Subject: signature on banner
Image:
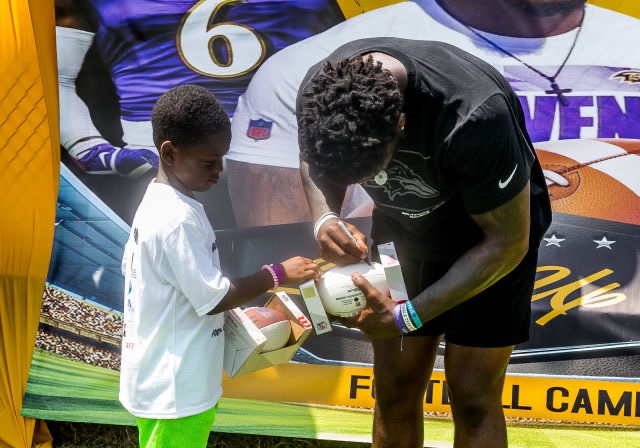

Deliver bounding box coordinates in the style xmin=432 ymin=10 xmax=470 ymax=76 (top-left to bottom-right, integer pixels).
xmin=533 ymin=266 xmax=625 ymax=326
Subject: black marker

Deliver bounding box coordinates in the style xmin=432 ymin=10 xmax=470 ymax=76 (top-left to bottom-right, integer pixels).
xmin=337 ymin=220 xmax=371 ymax=266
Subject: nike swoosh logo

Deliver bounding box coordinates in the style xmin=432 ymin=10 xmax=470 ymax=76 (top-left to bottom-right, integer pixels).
xmin=99 ymin=151 xmax=110 ymax=169
xmin=498 ymin=164 xmax=518 ymax=189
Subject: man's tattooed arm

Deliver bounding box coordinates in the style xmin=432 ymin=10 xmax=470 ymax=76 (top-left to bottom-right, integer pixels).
xmin=412 ymin=182 xmax=531 ymax=322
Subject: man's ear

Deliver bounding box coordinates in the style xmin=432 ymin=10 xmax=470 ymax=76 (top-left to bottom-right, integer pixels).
xmin=159 ymin=141 xmax=177 ymax=165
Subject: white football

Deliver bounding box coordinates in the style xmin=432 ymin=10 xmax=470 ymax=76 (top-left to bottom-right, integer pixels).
xmin=316 ymin=262 xmax=389 ymax=317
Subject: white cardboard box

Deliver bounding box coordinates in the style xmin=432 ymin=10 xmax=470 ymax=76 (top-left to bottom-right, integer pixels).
xmin=377 ymin=242 xmax=409 ymax=302
xmin=223 ymin=291 xmax=313 ymax=377
xmin=299 ymin=279 xmax=333 ymax=334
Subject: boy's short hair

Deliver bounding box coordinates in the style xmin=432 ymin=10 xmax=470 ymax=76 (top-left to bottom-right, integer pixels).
xmin=151 ymin=84 xmax=230 ymax=149
xmin=298 ymin=56 xmax=403 ymax=185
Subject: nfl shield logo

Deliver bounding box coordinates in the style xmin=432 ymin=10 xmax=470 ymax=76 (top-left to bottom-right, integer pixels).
xmin=246 ymin=119 xmax=273 ymax=140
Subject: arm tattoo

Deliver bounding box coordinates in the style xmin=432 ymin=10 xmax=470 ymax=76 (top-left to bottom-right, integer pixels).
xmin=413 ymin=184 xmax=531 ymax=321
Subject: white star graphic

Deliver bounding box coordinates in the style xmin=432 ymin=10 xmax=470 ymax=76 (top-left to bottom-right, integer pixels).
xmin=543 ymin=234 xmax=565 ymax=247
xmin=593 ymin=237 xmax=616 ymax=249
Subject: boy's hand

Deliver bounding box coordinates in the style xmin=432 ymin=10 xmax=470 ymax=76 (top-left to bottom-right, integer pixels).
xmin=280 ymin=256 xmax=322 ymax=285
xmin=337 ymin=272 xmax=402 ymax=339
xmin=316 ymin=220 xmax=368 ymax=266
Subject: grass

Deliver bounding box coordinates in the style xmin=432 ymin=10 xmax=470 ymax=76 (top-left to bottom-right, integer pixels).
xmin=46 ymin=420 xmax=369 ymax=448
xmin=45 ymin=419 xmax=640 ymax=448
xmin=26 ymin=350 xmax=640 ymax=447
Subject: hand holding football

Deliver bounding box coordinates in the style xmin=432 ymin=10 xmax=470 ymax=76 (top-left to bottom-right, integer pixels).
xmin=316 ymin=262 xmax=389 ymax=317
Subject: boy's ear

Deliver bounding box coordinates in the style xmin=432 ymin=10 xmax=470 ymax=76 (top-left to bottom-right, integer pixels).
xmin=158 ymin=141 xmax=177 ymax=165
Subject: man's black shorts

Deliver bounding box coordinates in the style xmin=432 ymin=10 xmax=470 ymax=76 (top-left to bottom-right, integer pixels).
xmin=387 ymin=249 xmax=539 ymax=347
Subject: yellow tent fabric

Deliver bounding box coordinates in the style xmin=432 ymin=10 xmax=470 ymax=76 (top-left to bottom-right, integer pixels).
xmin=0 ymin=0 xmax=59 ymax=446
xmin=589 ymin=0 xmax=640 ymax=18
xmin=335 ymin=0 xmax=640 ymax=20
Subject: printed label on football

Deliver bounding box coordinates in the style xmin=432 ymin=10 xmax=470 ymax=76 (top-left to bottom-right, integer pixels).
xmin=316 ymin=262 xmax=389 ymax=317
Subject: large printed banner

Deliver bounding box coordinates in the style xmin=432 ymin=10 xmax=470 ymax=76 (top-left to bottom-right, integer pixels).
xmin=22 ymin=0 xmax=640 ymax=437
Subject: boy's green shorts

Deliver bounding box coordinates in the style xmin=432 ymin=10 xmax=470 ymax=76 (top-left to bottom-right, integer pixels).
xmin=136 ymin=404 xmax=218 ymax=448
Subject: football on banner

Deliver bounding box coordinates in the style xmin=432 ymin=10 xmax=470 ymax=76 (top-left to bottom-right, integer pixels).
xmin=534 ymin=138 xmax=640 ymax=225
xmin=244 ymin=307 xmax=291 ymax=353
xmin=316 ymin=262 xmax=389 ymax=317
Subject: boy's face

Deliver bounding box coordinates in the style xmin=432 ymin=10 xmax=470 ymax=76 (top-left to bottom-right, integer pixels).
xmin=163 ymin=129 xmax=231 ymax=195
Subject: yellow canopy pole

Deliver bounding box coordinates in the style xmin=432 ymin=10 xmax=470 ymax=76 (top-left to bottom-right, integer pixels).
xmin=0 ymin=0 xmax=59 ymax=446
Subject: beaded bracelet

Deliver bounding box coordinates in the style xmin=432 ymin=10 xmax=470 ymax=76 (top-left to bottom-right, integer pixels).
xmin=313 ymin=212 xmax=339 ymax=240
xmin=405 ymin=301 xmax=423 ymax=329
xmin=270 ymin=263 xmax=286 ymax=286
xmin=393 ymin=303 xmax=411 ymax=334
xmin=262 ymin=264 xmax=279 ymax=289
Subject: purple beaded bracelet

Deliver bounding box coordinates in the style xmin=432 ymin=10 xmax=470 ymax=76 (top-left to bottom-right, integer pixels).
xmin=270 ymin=263 xmax=286 ymax=286
xmin=262 ymin=264 xmax=279 ymax=289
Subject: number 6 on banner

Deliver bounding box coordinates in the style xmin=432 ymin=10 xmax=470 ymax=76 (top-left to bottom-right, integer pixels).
xmin=178 ymin=0 xmax=265 ymax=77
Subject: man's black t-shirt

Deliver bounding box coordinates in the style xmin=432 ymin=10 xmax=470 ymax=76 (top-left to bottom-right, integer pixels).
xmin=298 ymin=38 xmax=551 ymax=262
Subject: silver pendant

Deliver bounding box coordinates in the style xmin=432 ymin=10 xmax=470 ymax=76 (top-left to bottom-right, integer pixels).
xmin=374 ymin=170 xmax=387 ymax=185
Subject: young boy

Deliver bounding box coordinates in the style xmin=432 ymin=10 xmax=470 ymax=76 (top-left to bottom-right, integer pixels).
xmin=119 ymin=84 xmax=321 ymax=447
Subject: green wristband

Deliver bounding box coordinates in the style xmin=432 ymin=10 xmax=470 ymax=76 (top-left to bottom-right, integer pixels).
xmin=405 ymin=301 xmax=423 ymax=329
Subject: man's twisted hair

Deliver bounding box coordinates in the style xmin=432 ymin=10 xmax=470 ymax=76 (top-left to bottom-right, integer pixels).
xmin=298 ymin=55 xmax=404 ymax=185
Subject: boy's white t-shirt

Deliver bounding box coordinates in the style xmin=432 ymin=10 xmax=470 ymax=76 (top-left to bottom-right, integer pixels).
xmin=120 ymin=181 xmax=230 ymax=419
